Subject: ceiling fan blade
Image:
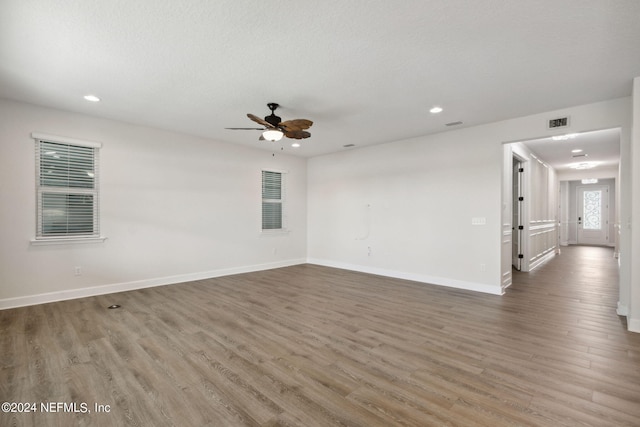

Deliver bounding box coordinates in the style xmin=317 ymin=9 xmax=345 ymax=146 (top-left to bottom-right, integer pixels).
xmin=279 ymin=119 xmax=313 ymax=132
xmin=284 ymin=130 xmax=311 ymax=139
xmin=225 ymin=127 xmax=265 ymax=130
xmin=248 ymin=113 xmax=275 ymax=128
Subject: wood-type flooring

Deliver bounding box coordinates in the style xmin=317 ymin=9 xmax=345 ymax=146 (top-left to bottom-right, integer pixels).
xmin=1 ymin=245 xmax=639 ymax=426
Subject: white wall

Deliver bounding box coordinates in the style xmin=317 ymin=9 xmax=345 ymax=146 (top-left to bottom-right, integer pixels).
xmin=308 ymin=127 xmax=503 ymax=294
xmin=0 ymin=99 xmax=307 ymax=308
xmin=308 ymin=97 xmax=633 ymax=300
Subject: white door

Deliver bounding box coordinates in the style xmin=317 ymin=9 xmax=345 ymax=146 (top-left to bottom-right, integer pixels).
xmin=577 ymin=185 xmax=609 ymax=246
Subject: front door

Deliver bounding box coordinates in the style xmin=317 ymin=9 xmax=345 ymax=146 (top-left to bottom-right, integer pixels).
xmin=577 ymin=185 xmax=609 ymax=246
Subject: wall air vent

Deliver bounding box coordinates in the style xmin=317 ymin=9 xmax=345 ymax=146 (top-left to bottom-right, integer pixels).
xmin=445 ymin=121 xmax=463 ymax=127
xmin=548 ymin=116 xmax=570 ymax=129
xmin=343 ymin=144 xmax=356 ymax=148
xmin=572 ymin=153 xmax=588 ymax=158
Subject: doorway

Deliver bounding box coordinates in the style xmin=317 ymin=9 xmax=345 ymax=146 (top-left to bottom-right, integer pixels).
xmin=502 ymin=127 xmax=627 ymax=320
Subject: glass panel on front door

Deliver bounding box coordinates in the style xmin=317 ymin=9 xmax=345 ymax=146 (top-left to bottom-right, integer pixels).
xmin=583 ymin=190 xmax=602 ymax=230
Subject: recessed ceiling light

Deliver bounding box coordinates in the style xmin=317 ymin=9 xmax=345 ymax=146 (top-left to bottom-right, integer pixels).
xmin=552 ymin=133 xmax=578 ymax=141
xmin=430 ymin=106 xmax=443 ymax=114
xmin=571 ymin=149 xmax=583 ymax=153
xmin=569 ymin=162 xmax=598 ymax=170
xmin=83 ymin=95 xmax=101 ymax=102
xmin=291 ymin=142 xmax=300 ymax=148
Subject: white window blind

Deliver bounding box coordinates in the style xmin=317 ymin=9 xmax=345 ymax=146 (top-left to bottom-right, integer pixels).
xmin=34 ymin=135 xmax=101 ymax=240
xmin=262 ymin=170 xmax=284 ymax=230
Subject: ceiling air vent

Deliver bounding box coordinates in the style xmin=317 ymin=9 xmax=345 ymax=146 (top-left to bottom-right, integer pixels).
xmin=343 ymin=144 xmax=356 ymax=148
xmin=445 ymin=121 xmax=463 ymax=127
xmin=548 ymin=116 xmax=570 ymax=129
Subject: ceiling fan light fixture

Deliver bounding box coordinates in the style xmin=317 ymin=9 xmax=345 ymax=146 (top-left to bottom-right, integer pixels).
xmin=262 ymin=129 xmax=284 ymax=142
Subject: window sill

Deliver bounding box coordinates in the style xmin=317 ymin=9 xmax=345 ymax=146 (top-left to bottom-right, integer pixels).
xmin=30 ymin=236 xmax=108 ymax=246
xmin=260 ymin=229 xmax=290 ymax=237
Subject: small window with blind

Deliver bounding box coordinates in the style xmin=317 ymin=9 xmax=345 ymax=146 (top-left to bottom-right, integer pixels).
xmin=262 ymin=170 xmax=286 ymax=232
xmin=32 ymin=133 xmax=104 ymax=244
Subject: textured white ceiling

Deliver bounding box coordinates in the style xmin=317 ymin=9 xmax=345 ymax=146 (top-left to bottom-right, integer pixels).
xmin=1 ymin=0 xmax=639 ymax=158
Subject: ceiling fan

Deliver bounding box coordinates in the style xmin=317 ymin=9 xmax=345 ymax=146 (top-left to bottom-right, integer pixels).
xmin=226 ymin=103 xmax=313 ymax=141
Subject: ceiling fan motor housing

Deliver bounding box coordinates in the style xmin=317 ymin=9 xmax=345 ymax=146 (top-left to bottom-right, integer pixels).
xmin=265 ymin=102 xmax=281 ymax=126
xmin=265 ymin=114 xmax=281 ymax=127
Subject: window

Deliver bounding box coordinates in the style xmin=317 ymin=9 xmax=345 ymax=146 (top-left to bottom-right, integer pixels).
xmin=262 ymin=170 xmax=285 ymax=231
xmin=32 ymin=133 xmax=103 ymax=243
xmin=583 ymin=189 xmax=602 ymax=230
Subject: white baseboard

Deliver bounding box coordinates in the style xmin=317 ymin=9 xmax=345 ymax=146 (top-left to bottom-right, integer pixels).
xmin=617 ymin=304 xmax=640 ymax=334
xmin=307 ymin=258 xmax=503 ymax=295
xmin=617 ymin=302 xmax=629 ymax=316
xmin=629 ymin=317 xmax=640 ymax=333
xmin=0 ymin=259 xmax=306 ymax=310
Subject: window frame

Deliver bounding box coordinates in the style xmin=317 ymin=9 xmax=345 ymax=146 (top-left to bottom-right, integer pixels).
xmin=31 ymin=132 xmax=106 ymax=245
xmin=261 ymin=169 xmax=289 ymax=235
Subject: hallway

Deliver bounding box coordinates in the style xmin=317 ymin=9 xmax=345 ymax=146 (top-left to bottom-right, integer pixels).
xmin=503 ymin=245 xmax=640 ymax=424
xmin=510 ymin=245 xmax=621 ymax=328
